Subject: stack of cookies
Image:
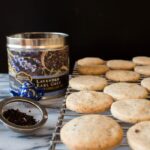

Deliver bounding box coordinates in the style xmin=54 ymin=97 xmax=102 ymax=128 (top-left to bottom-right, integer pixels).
xmin=60 ymin=56 xmax=150 ymax=150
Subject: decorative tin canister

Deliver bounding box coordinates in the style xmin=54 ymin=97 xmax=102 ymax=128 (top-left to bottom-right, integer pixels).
xmin=7 ymin=32 xmax=69 ymax=98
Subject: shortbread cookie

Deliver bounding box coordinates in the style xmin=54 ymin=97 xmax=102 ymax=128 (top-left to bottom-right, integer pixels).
xmin=133 ymin=56 xmax=150 ymax=65
xmin=127 ymin=121 xmax=150 ymax=150
xmin=106 ymin=70 xmax=140 ymax=82
xmin=107 ymin=59 xmax=135 ymax=70
xmin=66 ymin=91 xmax=113 ymax=113
xmin=111 ymin=99 xmax=150 ymax=123
xmin=69 ymin=75 xmax=107 ymax=91
xmin=77 ymin=57 xmax=104 ymax=66
xmin=77 ymin=64 xmax=109 ymax=75
xmin=135 ymin=65 xmax=150 ymax=76
xmin=141 ymin=77 xmax=150 ymax=91
xmin=60 ymin=114 xmax=123 ymax=150
xmin=104 ymin=82 xmax=148 ymax=100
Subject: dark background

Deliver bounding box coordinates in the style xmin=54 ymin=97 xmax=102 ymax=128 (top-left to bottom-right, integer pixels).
xmin=1 ymin=0 xmax=150 ymax=73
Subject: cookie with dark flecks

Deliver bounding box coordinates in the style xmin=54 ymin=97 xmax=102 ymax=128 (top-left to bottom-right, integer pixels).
xmin=127 ymin=121 xmax=150 ymax=150
xmin=61 ymin=114 xmax=123 ymax=150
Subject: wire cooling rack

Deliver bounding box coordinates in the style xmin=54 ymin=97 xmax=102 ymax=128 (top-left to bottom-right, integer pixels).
xmin=50 ymin=65 xmax=149 ymax=150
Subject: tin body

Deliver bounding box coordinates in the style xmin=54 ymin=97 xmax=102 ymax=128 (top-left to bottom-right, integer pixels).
xmin=7 ymin=32 xmax=69 ymax=98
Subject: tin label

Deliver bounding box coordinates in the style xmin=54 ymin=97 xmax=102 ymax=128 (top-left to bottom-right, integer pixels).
xmin=8 ymin=47 xmax=69 ymax=94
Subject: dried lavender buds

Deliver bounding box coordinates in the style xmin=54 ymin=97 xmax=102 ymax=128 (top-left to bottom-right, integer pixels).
xmin=3 ymin=109 xmax=37 ymax=126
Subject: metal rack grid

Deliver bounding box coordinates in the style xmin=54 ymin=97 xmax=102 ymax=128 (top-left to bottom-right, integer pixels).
xmin=50 ymin=65 xmax=149 ymax=150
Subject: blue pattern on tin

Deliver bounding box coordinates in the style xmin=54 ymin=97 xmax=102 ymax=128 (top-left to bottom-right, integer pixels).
xmin=10 ymin=81 xmax=44 ymax=100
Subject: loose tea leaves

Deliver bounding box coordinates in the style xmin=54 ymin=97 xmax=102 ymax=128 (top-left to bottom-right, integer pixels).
xmin=3 ymin=109 xmax=37 ymax=126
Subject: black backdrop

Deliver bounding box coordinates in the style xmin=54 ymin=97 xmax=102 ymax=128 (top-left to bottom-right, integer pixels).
xmin=1 ymin=0 xmax=150 ymax=72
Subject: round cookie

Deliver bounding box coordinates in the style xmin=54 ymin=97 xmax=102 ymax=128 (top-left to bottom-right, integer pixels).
xmin=141 ymin=77 xmax=150 ymax=91
xmin=127 ymin=121 xmax=150 ymax=150
xmin=60 ymin=114 xmax=123 ymax=150
xmin=111 ymin=99 xmax=150 ymax=123
xmin=77 ymin=57 xmax=104 ymax=66
xmin=66 ymin=91 xmax=113 ymax=113
xmin=69 ymin=75 xmax=107 ymax=91
xmin=106 ymin=59 xmax=135 ymax=70
xmin=104 ymin=82 xmax=148 ymax=100
xmin=135 ymin=65 xmax=150 ymax=76
xmin=106 ymin=70 xmax=140 ymax=82
xmin=133 ymin=56 xmax=150 ymax=65
xmin=77 ymin=64 xmax=109 ymax=75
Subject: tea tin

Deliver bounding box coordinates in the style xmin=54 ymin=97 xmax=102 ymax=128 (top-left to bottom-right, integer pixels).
xmin=7 ymin=32 xmax=69 ymax=98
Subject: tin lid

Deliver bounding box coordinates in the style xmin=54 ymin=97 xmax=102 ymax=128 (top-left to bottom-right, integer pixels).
xmin=7 ymin=32 xmax=69 ymax=49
